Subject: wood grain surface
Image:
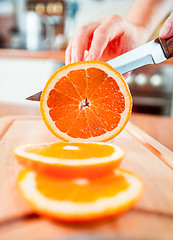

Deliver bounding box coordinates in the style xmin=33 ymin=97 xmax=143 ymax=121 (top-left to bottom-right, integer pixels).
xmin=130 ymin=113 xmax=173 ymax=152
xmin=0 ymin=116 xmax=173 ymax=240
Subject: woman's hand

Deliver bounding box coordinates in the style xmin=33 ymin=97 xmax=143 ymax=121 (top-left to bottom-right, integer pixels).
xmin=65 ymin=0 xmax=173 ymax=65
xmin=65 ymin=15 xmax=148 ymax=65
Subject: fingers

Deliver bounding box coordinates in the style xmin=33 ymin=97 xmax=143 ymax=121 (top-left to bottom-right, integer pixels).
xmin=84 ymin=50 xmax=89 ymax=60
xmin=65 ymin=39 xmax=72 ymax=65
xmin=159 ymin=12 xmax=173 ymax=38
xmin=65 ymin=22 xmax=100 ymax=65
xmin=86 ymin=15 xmax=125 ymax=61
xmin=65 ymin=15 xmax=125 ymax=64
xmin=85 ymin=26 xmax=109 ymax=61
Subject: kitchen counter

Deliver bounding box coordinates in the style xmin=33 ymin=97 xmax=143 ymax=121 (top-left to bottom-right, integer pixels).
xmin=130 ymin=113 xmax=173 ymax=152
xmin=0 ymin=48 xmax=65 ymax=62
xmin=0 ymin=102 xmax=172 ymax=151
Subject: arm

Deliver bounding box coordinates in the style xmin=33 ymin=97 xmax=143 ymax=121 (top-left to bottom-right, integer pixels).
xmin=126 ymin=0 xmax=172 ymax=41
xmin=65 ymin=0 xmax=173 ymax=65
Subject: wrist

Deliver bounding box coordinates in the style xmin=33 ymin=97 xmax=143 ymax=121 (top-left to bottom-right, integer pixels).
xmin=125 ymin=16 xmax=152 ymax=43
xmin=125 ymin=18 xmax=151 ymax=46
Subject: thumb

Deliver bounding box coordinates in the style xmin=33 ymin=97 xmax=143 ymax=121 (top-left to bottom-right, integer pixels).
xmin=159 ymin=12 xmax=173 ymax=39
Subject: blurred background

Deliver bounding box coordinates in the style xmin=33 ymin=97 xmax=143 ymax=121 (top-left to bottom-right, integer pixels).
xmin=0 ymin=0 xmax=173 ymax=116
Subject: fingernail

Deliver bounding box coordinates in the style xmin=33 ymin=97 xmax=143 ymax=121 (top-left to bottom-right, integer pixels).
xmin=65 ymin=59 xmax=69 ymax=65
xmin=159 ymin=22 xmax=172 ymax=37
xmin=84 ymin=50 xmax=89 ymax=60
xmin=71 ymin=56 xmax=77 ymax=63
xmin=86 ymin=53 xmax=93 ymax=61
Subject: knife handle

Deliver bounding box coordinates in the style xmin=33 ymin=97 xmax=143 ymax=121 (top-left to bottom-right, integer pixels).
xmin=159 ymin=36 xmax=173 ymax=59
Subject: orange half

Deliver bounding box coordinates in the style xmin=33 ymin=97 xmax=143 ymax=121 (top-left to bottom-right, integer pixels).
xmin=14 ymin=142 xmax=124 ymax=179
xmin=40 ymin=61 xmax=132 ymax=142
xmin=18 ymin=169 xmax=143 ymax=222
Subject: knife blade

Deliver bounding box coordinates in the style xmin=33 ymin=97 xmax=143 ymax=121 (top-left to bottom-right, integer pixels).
xmin=26 ymin=91 xmax=42 ymax=101
xmin=27 ymin=37 xmax=173 ymax=101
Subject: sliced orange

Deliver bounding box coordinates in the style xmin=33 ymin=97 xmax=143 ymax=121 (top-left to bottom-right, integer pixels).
xmin=40 ymin=61 xmax=132 ymax=142
xmin=17 ymin=169 xmax=143 ymax=222
xmin=14 ymin=142 xmax=124 ymax=179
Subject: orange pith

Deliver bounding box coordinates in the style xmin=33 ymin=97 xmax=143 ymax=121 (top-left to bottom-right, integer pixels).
xmin=17 ymin=169 xmax=143 ymax=222
xmin=40 ymin=61 xmax=132 ymax=142
xmin=14 ymin=142 xmax=124 ymax=179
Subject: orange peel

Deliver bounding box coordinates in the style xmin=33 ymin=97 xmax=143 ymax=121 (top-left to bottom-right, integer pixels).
xmin=14 ymin=142 xmax=124 ymax=179
xmin=17 ymin=168 xmax=143 ymax=222
xmin=40 ymin=61 xmax=132 ymax=142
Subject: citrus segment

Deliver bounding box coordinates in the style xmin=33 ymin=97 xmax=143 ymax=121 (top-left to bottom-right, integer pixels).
xmin=92 ymin=92 xmax=125 ymax=113
xmin=55 ymin=110 xmax=79 ymax=133
xmin=49 ymin=105 xmax=79 ymax=121
xmin=17 ymin=169 xmax=143 ymax=222
xmin=90 ymin=106 xmax=120 ymax=131
xmin=90 ymin=76 xmax=120 ymax=100
xmin=40 ymin=61 xmax=132 ymax=142
xmin=14 ymin=142 xmax=124 ymax=179
xmin=66 ymin=110 xmax=92 ymax=138
xmin=85 ymin=108 xmax=107 ymax=136
xmin=47 ymin=89 xmax=79 ymax=108
xmin=86 ymin=67 xmax=108 ymax=98
xmin=54 ymin=76 xmax=81 ymax=101
xmin=67 ymin=69 xmax=87 ymax=99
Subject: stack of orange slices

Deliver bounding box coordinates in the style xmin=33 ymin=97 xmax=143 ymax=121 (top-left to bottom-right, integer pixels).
xmin=14 ymin=61 xmax=143 ymax=222
xmin=14 ymin=142 xmax=143 ymax=222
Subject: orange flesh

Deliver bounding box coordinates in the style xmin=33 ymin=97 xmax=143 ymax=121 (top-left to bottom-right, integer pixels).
xmin=47 ymin=67 xmax=126 ymax=139
xmin=25 ymin=142 xmax=115 ymax=159
xmin=35 ymin=172 xmax=129 ymax=203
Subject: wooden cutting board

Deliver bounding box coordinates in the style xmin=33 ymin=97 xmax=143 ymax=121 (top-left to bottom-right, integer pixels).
xmin=0 ymin=115 xmax=173 ymax=240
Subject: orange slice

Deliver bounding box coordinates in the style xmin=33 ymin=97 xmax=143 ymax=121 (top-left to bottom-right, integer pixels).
xmin=17 ymin=169 xmax=143 ymax=222
xmin=14 ymin=142 xmax=124 ymax=179
xmin=40 ymin=61 xmax=132 ymax=142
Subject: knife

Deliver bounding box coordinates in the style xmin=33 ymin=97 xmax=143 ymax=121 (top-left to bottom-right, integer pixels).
xmin=27 ymin=36 xmax=173 ymax=101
